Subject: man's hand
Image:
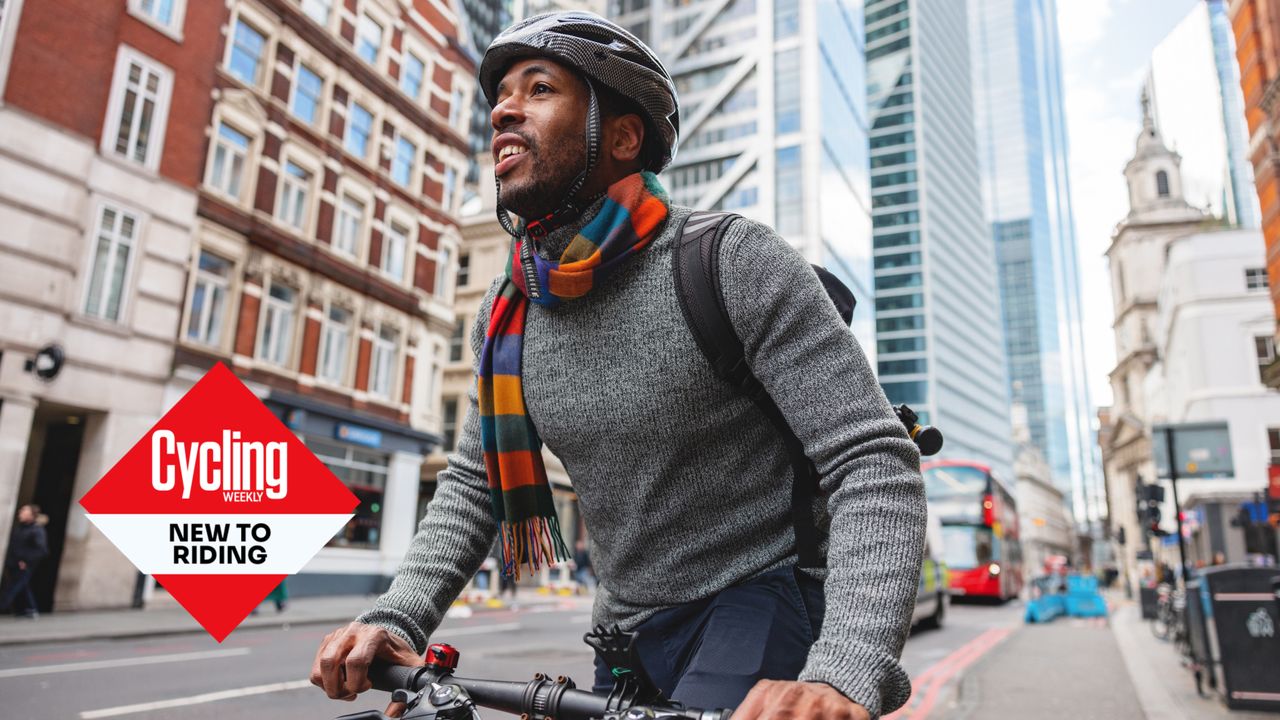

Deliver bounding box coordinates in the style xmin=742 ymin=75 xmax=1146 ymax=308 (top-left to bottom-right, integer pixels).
xmin=310 ymin=622 xmax=423 ymax=708
xmin=733 ymin=680 xmax=871 ymax=720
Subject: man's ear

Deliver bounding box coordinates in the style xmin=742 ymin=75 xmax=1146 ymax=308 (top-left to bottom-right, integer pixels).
xmin=607 ymin=113 xmax=646 ymax=165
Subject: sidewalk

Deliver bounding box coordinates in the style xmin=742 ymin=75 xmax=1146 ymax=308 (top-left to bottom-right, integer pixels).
xmin=941 ymin=593 xmax=1276 ymax=720
xmin=0 ymin=587 xmax=581 ymax=647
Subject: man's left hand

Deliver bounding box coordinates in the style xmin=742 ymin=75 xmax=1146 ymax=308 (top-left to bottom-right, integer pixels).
xmin=732 ymin=680 xmax=870 ymax=720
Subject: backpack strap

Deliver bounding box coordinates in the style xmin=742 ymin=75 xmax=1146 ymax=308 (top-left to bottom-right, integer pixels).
xmin=673 ymin=211 xmax=823 ymax=569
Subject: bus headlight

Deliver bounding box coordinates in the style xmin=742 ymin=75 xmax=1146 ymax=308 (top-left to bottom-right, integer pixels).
xmin=988 ymin=563 xmax=1001 ymax=576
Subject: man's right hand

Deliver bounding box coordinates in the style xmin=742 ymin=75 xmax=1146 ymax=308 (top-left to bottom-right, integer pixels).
xmin=310 ymin=622 xmax=423 ymax=703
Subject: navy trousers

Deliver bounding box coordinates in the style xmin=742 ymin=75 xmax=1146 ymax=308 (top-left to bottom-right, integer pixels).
xmin=592 ymin=565 xmax=825 ymax=712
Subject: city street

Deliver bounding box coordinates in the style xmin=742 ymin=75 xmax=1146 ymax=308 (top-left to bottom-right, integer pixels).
xmin=0 ymin=599 xmax=1021 ymax=720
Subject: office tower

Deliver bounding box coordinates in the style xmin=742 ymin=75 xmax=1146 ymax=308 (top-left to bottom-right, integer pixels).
xmin=970 ymin=0 xmax=1099 ymax=522
xmin=458 ymin=0 xmax=514 ymax=186
xmin=605 ymin=0 xmax=876 ymax=346
xmin=866 ymin=0 xmax=1014 ymax=478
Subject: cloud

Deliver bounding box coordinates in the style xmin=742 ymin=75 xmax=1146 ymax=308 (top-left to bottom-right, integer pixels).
xmin=1056 ymin=0 xmax=1117 ymax=57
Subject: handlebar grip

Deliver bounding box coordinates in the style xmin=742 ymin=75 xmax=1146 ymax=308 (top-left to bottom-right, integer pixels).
xmin=368 ymin=661 xmax=429 ymax=694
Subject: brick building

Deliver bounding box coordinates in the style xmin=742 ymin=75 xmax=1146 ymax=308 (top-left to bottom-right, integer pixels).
xmin=1230 ymin=0 xmax=1280 ymax=385
xmin=0 ymin=0 xmax=474 ymax=609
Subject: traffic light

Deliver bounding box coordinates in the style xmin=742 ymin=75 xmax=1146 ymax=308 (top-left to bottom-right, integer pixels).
xmin=1145 ymin=505 xmax=1166 ymax=537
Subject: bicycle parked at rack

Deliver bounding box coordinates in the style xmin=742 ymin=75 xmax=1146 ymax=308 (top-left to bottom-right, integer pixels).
xmin=1149 ymin=581 xmax=1212 ymax=698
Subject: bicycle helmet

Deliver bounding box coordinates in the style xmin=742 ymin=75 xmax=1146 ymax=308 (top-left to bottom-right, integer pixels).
xmin=480 ymin=11 xmax=680 ymax=238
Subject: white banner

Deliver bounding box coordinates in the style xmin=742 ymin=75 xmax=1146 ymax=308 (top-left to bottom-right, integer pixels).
xmin=86 ymin=514 xmax=353 ymax=574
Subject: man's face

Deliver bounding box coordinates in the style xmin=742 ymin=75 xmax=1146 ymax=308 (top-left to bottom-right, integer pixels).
xmin=17 ymin=506 xmax=33 ymax=523
xmin=490 ymin=58 xmax=589 ymax=219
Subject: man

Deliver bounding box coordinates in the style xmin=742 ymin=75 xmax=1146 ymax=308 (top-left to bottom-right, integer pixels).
xmin=312 ymin=12 xmax=925 ymax=719
xmin=2 ymin=504 xmax=48 ymax=618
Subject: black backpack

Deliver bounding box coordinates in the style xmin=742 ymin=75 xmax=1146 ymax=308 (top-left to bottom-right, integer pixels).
xmin=672 ymin=211 xmax=856 ymax=570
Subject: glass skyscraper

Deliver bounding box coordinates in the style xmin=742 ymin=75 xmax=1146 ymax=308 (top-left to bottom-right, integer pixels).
xmin=607 ymin=0 xmax=876 ymax=346
xmin=969 ymin=0 xmax=1098 ymax=521
xmin=866 ymin=0 xmax=1014 ymax=479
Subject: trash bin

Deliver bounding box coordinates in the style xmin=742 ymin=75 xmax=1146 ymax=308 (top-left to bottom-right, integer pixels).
xmin=1198 ymin=565 xmax=1280 ymax=712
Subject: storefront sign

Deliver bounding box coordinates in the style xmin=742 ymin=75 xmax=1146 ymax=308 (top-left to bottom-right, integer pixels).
xmin=79 ymin=363 xmax=358 ymax=641
xmin=1153 ymin=422 xmax=1233 ymax=478
xmin=336 ymin=422 xmax=382 ymax=448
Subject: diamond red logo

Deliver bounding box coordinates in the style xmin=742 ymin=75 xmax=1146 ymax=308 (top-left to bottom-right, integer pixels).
xmin=80 ymin=363 xmax=358 ymax=641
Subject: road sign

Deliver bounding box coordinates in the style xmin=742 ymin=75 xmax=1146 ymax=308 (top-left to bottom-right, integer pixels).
xmin=1153 ymin=422 xmax=1233 ymax=479
xmin=80 ymin=363 xmax=358 ymax=641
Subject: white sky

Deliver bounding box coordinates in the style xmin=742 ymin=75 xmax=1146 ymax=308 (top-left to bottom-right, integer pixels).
xmin=1056 ymin=0 xmax=1200 ymax=408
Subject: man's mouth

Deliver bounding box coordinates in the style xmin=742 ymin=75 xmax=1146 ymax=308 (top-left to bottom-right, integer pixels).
xmin=495 ymin=140 xmax=531 ymax=177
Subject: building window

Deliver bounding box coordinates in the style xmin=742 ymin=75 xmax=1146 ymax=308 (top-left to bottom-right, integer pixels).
xmin=290 ymin=63 xmax=323 ymax=125
xmin=456 ymin=253 xmax=470 ymax=289
xmin=774 ymin=0 xmax=799 ymax=39
xmin=105 ymin=49 xmax=173 ymax=169
xmin=208 ymin=122 xmax=250 ymax=199
xmin=278 ymin=161 xmax=311 ymax=231
xmin=318 ymin=304 xmax=351 ymax=384
xmin=356 ymin=14 xmax=382 ymax=64
xmin=1156 ymin=170 xmax=1170 ymax=198
xmin=130 ymin=0 xmax=185 ymax=36
xmin=228 ymin=18 xmax=266 ymax=86
xmin=369 ymin=324 xmax=399 ymax=399
xmin=186 ymin=250 xmax=232 ymax=346
xmin=301 ymin=0 xmax=331 ymax=25
xmin=259 ymin=281 xmax=297 ymax=366
xmin=881 ymin=380 xmax=927 ymax=405
xmin=84 ymin=205 xmax=138 ymax=322
xmin=436 ymin=245 xmax=452 ymax=300
xmin=334 ymin=194 xmax=365 ymax=257
xmin=345 ymin=101 xmax=373 ymax=159
xmin=441 ymin=398 xmax=458 ymax=452
xmin=442 ymin=167 xmax=457 ymax=212
xmin=1269 ymin=428 xmax=1280 ymax=465
xmin=1257 ymin=335 xmax=1276 ymax=380
xmin=448 ymin=86 xmax=465 ymax=129
xmin=382 ymin=221 xmax=408 ymax=281
xmin=448 ymin=319 xmax=465 ymax=362
xmin=1247 ymin=267 xmax=1269 ymax=291
xmin=401 ymin=51 xmax=425 ymax=100
xmin=774 ymin=48 xmax=801 ymax=134
xmin=392 ymin=135 xmax=416 ymax=187
xmin=776 ymin=146 xmax=802 ymax=235
xmin=311 ymin=438 xmax=387 ymax=549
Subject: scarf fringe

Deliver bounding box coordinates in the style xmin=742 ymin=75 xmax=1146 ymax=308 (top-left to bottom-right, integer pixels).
xmin=500 ymin=515 xmax=572 ymax=580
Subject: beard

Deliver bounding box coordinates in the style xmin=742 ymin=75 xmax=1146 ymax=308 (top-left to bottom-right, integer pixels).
xmin=497 ymin=128 xmax=587 ymax=220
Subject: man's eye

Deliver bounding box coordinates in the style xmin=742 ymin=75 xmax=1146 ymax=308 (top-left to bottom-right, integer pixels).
xmin=532 ymin=83 xmax=551 ymax=95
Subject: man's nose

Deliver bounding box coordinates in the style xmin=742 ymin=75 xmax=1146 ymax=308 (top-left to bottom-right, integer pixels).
xmin=491 ymin=94 xmax=525 ymax=132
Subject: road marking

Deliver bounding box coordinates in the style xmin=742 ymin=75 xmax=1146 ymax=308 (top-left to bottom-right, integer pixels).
xmin=79 ymin=679 xmax=312 ymax=718
xmin=0 ymin=648 xmax=251 ymax=679
xmin=885 ymin=626 xmax=1013 ymax=720
xmin=434 ymin=622 xmax=521 ymax=637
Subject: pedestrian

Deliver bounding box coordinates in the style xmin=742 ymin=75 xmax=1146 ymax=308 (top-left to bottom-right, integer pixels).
xmin=312 ymin=12 xmax=925 ymax=719
xmin=1 ymin=504 xmax=48 ymax=618
xmin=1211 ymin=551 xmax=1226 ymax=566
xmin=266 ymin=578 xmax=288 ymax=613
xmin=572 ymin=539 xmax=595 ymax=594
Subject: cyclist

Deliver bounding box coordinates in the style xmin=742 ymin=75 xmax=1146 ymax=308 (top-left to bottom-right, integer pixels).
xmin=311 ymin=12 xmax=926 ymax=719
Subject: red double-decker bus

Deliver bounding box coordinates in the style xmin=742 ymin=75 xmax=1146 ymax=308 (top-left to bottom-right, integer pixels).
xmin=923 ymin=460 xmax=1023 ymax=601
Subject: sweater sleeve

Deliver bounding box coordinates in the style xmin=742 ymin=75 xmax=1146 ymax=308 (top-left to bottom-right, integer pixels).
xmin=353 ymin=277 xmax=504 ymax=653
xmin=717 ymin=220 xmax=927 ymax=718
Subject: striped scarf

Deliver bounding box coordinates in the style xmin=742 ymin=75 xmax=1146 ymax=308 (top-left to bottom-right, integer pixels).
xmin=479 ymin=171 xmax=670 ymax=578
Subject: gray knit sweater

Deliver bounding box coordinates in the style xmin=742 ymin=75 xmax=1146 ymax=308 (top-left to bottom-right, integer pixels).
xmin=356 ymin=198 xmax=927 ymax=717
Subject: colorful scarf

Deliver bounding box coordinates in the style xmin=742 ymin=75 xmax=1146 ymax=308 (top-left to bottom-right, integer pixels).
xmin=479 ymin=171 xmax=670 ymax=578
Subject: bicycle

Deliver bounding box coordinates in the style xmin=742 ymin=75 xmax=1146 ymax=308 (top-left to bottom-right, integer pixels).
xmin=337 ymin=625 xmax=731 ymax=720
xmin=1150 ymin=582 xmax=1178 ymax=641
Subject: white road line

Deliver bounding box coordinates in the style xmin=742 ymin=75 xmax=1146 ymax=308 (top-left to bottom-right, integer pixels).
xmin=0 ymin=648 xmax=251 ymax=679
xmin=74 ymin=623 xmax=523 ymax=719
xmin=79 ymin=679 xmax=312 ymax=719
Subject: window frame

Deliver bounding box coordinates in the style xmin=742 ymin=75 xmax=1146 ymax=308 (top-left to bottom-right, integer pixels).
xmin=333 ymin=189 xmax=369 ymax=260
xmin=185 ymin=249 xmax=234 ymax=348
xmin=391 ymin=132 xmax=418 ymax=188
xmin=368 ymin=322 xmax=401 ymax=400
xmin=448 ymin=318 xmax=465 ymax=363
xmin=289 ymin=61 xmax=325 ymax=126
xmin=128 ymin=0 xmax=187 ymax=41
xmin=1246 ymin=267 xmax=1269 ymax=291
xmin=441 ymin=397 xmax=459 ymax=452
xmin=355 ymin=13 xmax=384 ymax=66
xmin=257 ymin=278 xmax=299 ymax=367
xmin=206 ymin=120 xmax=252 ymax=201
xmin=301 ymin=0 xmax=333 ymax=27
xmin=81 ymin=201 xmax=142 ymax=324
xmin=101 ymin=45 xmax=174 ymax=172
xmin=318 ymin=302 xmax=354 ymax=385
xmin=381 ymin=216 xmax=412 ymax=283
xmin=435 ymin=243 xmax=453 ymax=301
xmin=276 ymin=155 xmax=317 ymax=235
xmin=400 ymin=50 xmax=425 ymax=101
xmin=225 ymin=15 xmax=270 ymax=88
xmin=344 ymin=100 xmax=374 ymax=160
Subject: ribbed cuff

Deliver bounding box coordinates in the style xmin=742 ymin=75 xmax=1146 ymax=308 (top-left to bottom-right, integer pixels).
xmin=798 ymin=641 xmax=912 ymax=719
xmin=354 ymin=605 xmax=431 ymax=655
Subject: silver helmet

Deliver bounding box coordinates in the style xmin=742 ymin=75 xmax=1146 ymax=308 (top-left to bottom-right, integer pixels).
xmin=479 ymin=11 xmax=680 ymax=173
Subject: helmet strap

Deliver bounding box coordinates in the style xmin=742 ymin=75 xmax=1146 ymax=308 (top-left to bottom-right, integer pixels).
xmin=495 ymin=83 xmax=603 ymax=241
